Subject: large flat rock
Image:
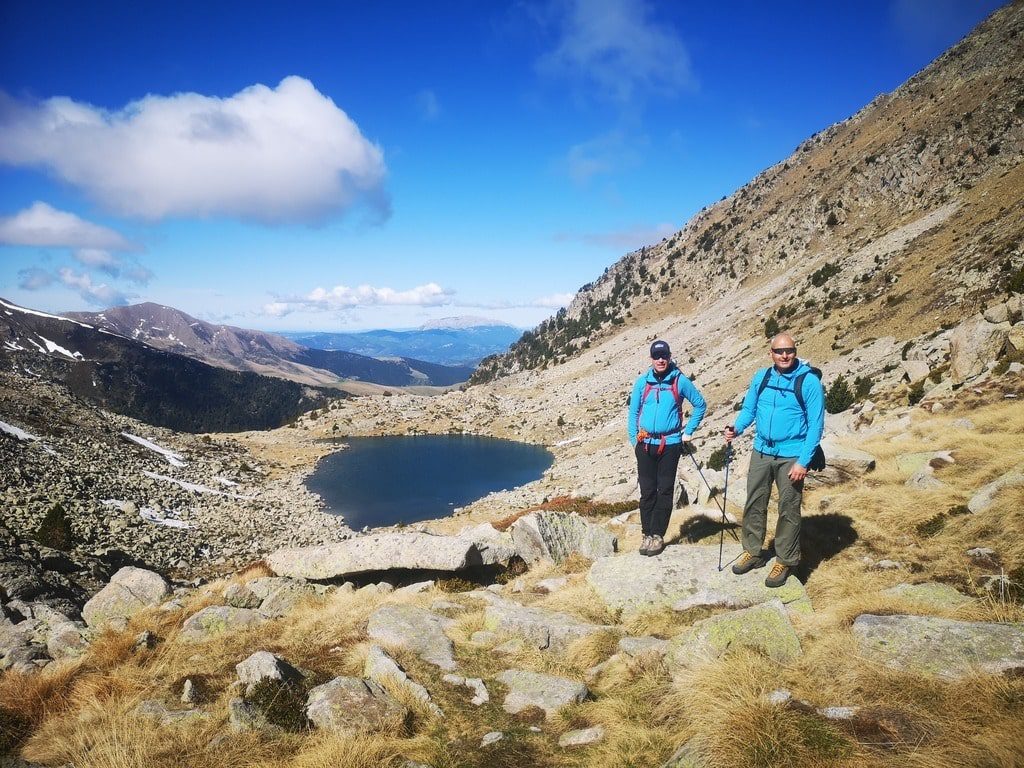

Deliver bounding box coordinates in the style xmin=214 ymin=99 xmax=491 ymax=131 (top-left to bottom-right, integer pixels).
xmin=305 ymin=676 xmax=407 ymax=734
xmin=266 ymin=532 xmax=482 ymax=579
xmin=587 ymin=543 xmax=811 ymax=616
xmin=509 ymin=511 xmax=617 ymax=564
xmin=668 ymin=600 xmax=802 ymax=671
xmin=482 ymin=596 xmax=615 ymax=653
xmin=853 ymin=614 xmax=1024 ymax=678
xmin=496 ymin=669 xmax=588 ymax=719
xmin=367 ymin=604 xmax=457 ymax=671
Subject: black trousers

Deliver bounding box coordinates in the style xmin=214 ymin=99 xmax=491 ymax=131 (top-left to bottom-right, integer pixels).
xmin=635 ymin=441 xmax=683 ymax=537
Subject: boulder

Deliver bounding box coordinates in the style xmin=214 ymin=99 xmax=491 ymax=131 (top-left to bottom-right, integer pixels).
xmin=482 ymin=596 xmax=616 ymax=653
xmin=367 ymin=605 xmax=457 ymax=671
xmin=559 ymin=725 xmax=606 ymax=747
xmin=949 ymin=317 xmax=1009 ymax=383
xmin=618 ymin=636 xmax=670 ymax=659
xmin=258 ymin=581 xmax=318 ymax=618
xmin=496 ymin=669 xmax=589 ymax=719
xmin=45 ymin=621 xmax=88 ymax=659
xmin=968 ymin=471 xmax=1024 ymax=513
xmin=810 ymin=440 xmax=876 ymax=486
xmin=900 ymin=359 xmax=930 ymax=382
xmin=667 ymin=600 xmax=802 ymax=671
xmin=852 ymin=614 xmax=1024 ymax=678
xmin=364 ymin=645 xmax=443 ymax=716
xmin=587 ymin=543 xmax=811 ymax=617
xmin=223 ymin=583 xmax=262 ymax=609
xmin=455 ymin=523 xmax=517 ymax=566
xmin=509 ymin=511 xmax=616 ymax=564
xmin=305 ymin=676 xmax=407 ymax=734
xmin=266 ymin=533 xmax=483 ymax=579
xmin=236 ymin=650 xmax=302 ymax=695
xmin=82 ymin=566 xmax=170 ymax=630
xmin=882 ymin=583 xmax=974 ymax=610
xmin=179 ymin=606 xmax=265 ymax=643
xmin=1008 ymin=325 xmax=1024 ymax=354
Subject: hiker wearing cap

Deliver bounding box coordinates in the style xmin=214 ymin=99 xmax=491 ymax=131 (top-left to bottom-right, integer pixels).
xmin=628 ymin=340 xmax=707 ymax=557
xmin=724 ymin=333 xmax=825 ymax=587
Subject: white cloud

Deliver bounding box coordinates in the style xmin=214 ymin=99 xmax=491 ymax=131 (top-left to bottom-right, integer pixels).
xmin=416 ymin=89 xmax=441 ymax=121
xmin=0 ymin=77 xmax=390 ymax=224
xmin=264 ymin=282 xmax=455 ymax=317
xmin=72 ymin=248 xmax=153 ymax=285
xmin=530 ymin=292 xmax=575 ymax=308
xmin=57 ymin=267 xmax=134 ymax=306
xmin=536 ymin=0 xmax=695 ymax=103
xmin=0 ymin=202 xmax=135 ymax=250
xmin=561 ymin=130 xmax=642 ymax=185
xmin=461 ymin=293 xmax=576 ymax=310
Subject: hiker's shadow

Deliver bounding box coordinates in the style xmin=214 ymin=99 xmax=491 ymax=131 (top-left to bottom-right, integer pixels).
xmin=677 ymin=513 xmax=740 ymax=544
xmin=789 ymin=513 xmax=858 ymax=582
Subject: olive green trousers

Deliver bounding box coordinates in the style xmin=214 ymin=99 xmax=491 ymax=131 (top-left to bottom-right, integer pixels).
xmin=741 ymin=450 xmax=803 ymax=567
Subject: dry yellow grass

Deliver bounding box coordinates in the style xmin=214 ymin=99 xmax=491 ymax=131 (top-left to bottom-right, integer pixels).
xmin=4 ymin=399 xmax=1024 ymax=767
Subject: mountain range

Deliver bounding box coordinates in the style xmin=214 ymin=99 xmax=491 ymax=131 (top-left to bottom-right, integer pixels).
xmin=65 ymin=303 xmax=476 ymax=389
xmin=279 ymin=318 xmax=521 ymax=367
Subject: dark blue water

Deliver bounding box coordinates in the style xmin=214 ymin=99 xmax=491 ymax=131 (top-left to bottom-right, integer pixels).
xmin=307 ymin=435 xmax=554 ymax=529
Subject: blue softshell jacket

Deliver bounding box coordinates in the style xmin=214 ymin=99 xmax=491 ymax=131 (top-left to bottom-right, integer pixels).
xmin=628 ymin=364 xmax=706 ymax=446
xmin=732 ymin=359 xmax=825 ymax=467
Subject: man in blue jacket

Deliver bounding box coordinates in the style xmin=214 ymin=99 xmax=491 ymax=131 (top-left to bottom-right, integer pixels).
xmin=628 ymin=340 xmax=706 ymax=556
xmin=724 ymin=333 xmax=824 ymax=587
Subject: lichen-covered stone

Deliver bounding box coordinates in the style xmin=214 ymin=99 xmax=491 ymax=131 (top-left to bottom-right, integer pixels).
xmin=305 ymin=676 xmax=407 ymax=734
xmin=82 ymin=566 xmax=170 ymax=630
xmin=367 ymin=604 xmax=457 ymax=671
xmin=482 ymin=596 xmax=615 ymax=653
xmin=852 ymin=614 xmax=1024 ymax=678
xmin=668 ymin=600 xmax=802 ymax=671
xmin=968 ymin=471 xmax=1024 ymax=513
xmin=588 ymin=543 xmax=811 ymax=617
xmin=496 ymin=669 xmax=589 ymax=719
xmin=179 ymin=606 xmax=264 ymax=643
xmin=236 ymin=650 xmax=302 ymax=695
xmin=882 ymin=583 xmax=974 ymax=610
xmin=510 ymin=511 xmax=616 ymax=564
xmin=364 ymin=645 xmax=443 ymax=716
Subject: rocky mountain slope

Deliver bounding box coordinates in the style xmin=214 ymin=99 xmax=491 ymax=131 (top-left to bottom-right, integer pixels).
xmin=67 ymin=302 xmax=475 ymax=389
xmin=474 ymin=1 xmax=1024 ymax=384
xmin=0 ymin=298 xmax=337 ymax=433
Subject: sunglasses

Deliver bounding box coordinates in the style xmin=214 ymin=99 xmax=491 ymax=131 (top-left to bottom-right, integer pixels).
xmin=652 ymin=353 xmax=671 ymax=360
xmin=771 ymin=347 xmax=797 ymax=355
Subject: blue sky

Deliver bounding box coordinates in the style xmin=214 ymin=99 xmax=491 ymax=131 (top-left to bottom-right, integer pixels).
xmin=0 ymin=0 xmax=1005 ymax=331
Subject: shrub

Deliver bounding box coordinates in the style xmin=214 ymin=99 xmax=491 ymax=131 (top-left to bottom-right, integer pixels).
xmin=908 ymin=380 xmax=926 ymax=406
xmin=245 ymin=679 xmax=309 ymax=732
xmin=764 ymin=316 xmax=780 ymax=339
xmin=1007 ymin=266 xmax=1024 ymax=295
xmin=35 ymin=502 xmax=74 ymax=551
xmin=825 ymin=375 xmax=854 ymax=414
xmin=853 ymin=375 xmax=873 ymax=399
xmin=810 ymin=262 xmax=841 ymax=287
xmin=707 ymin=445 xmax=729 ymax=471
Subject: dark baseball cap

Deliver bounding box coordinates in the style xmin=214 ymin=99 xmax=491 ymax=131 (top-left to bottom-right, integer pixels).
xmin=650 ymin=340 xmax=671 ymax=359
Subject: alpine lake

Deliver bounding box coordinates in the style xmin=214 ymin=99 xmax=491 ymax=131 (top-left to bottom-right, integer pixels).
xmin=306 ymin=434 xmax=555 ymax=529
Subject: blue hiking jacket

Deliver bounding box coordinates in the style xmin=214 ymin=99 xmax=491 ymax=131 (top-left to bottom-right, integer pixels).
xmin=628 ymin=364 xmax=706 ymax=446
xmin=733 ymin=359 xmax=825 ymax=467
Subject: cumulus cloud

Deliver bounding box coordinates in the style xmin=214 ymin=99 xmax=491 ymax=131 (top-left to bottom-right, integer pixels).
xmin=536 ymin=0 xmax=695 ymax=103
xmin=17 ymin=267 xmax=54 ymax=290
xmin=57 ymin=267 xmax=134 ymax=306
xmin=556 ymin=222 xmax=677 ymax=250
xmin=72 ymin=248 xmax=153 ymax=284
xmin=0 ymin=201 xmax=136 ymax=250
xmin=264 ymin=282 xmax=455 ymax=317
xmin=0 ymin=77 xmax=390 ymax=224
xmin=416 ymin=89 xmax=441 ymax=121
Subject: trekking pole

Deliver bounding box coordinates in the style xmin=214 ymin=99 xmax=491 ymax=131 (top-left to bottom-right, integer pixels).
xmin=718 ymin=443 xmax=733 ymax=572
xmin=685 ymin=446 xmax=740 ymax=543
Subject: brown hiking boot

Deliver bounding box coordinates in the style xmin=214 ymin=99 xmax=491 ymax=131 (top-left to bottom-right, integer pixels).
xmin=765 ymin=562 xmax=792 ymax=588
xmin=648 ymin=535 xmax=665 ymax=556
xmin=731 ymin=551 xmax=766 ymax=575
xmin=639 ymin=535 xmax=652 ymax=556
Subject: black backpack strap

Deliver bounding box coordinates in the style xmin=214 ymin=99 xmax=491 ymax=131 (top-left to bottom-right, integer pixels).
xmin=794 ymin=371 xmax=808 ymax=411
xmin=756 ymin=368 xmax=772 ymax=401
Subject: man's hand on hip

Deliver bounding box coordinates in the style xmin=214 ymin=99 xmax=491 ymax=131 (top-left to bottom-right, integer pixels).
xmin=788 ymin=463 xmax=808 ymax=482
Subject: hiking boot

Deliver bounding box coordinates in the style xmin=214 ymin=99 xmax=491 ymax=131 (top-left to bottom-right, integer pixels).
xmin=648 ymin=535 xmax=665 ymax=556
xmin=731 ymin=551 xmax=766 ymax=575
xmin=765 ymin=562 xmax=792 ymax=588
xmin=639 ymin=535 xmax=652 ymax=556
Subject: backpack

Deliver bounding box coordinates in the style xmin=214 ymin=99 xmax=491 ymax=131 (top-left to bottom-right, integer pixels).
xmin=636 ymin=376 xmax=685 ymax=455
xmin=755 ymin=366 xmax=826 ymax=471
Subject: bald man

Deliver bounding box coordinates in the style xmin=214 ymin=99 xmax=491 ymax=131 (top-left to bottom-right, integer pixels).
xmin=724 ymin=333 xmax=824 ymax=587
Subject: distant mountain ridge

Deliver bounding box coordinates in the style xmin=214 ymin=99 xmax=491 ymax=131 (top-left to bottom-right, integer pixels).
xmin=65 ymin=303 xmax=474 ymax=388
xmin=0 ymin=297 xmax=334 ymax=432
xmin=280 ymin=321 xmax=521 ymax=366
